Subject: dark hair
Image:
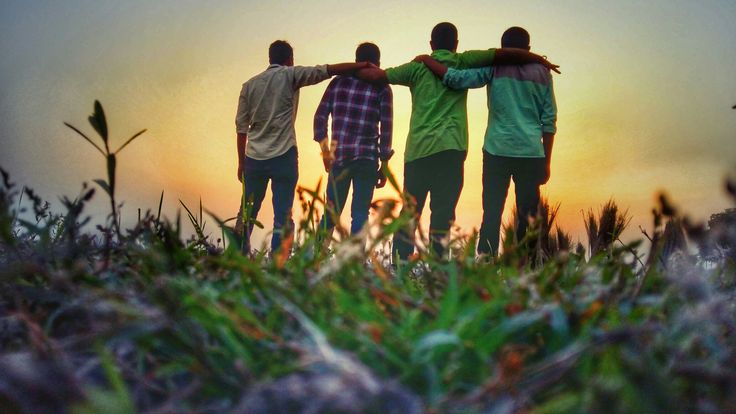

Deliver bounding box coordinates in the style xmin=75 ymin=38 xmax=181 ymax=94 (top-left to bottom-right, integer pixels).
xmin=501 ymin=27 xmax=530 ymax=49
xmin=269 ymin=40 xmax=293 ymax=65
xmin=431 ymin=22 xmax=458 ymax=51
xmin=355 ymin=42 xmax=380 ymax=66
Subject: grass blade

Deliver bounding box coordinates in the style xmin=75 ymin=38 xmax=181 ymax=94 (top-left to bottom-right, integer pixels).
xmin=64 ymin=122 xmax=105 ymax=156
xmin=114 ymin=129 xmax=147 ymax=154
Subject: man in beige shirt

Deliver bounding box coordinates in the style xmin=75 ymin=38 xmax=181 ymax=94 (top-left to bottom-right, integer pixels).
xmin=235 ymin=40 xmax=370 ymax=254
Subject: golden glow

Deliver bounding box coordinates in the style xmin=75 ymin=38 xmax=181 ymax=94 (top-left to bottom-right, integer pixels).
xmin=1 ymin=1 xmax=735 ymax=249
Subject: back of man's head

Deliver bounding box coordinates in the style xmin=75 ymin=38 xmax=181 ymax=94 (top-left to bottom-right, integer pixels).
xmin=356 ymin=42 xmax=380 ymax=66
xmin=430 ymin=22 xmax=458 ymax=52
xmin=501 ymin=27 xmax=530 ymax=50
xmin=269 ymin=40 xmax=293 ymax=65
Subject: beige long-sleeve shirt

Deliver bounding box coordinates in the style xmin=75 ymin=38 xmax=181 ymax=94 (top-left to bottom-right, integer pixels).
xmin=236 ymin=64 xmax=330 ymax=160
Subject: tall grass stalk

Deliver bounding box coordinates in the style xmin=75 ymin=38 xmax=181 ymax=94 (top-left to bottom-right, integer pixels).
xmin=64 ymin=100 xmax=147 ymax=239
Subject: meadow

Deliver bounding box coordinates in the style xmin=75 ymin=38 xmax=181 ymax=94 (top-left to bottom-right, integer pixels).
xmin=1 ymin=103 xmax=735 ymax=413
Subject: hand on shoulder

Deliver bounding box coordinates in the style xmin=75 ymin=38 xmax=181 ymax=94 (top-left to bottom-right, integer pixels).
xmin=413 ymin=54 xmax=432 ymax=64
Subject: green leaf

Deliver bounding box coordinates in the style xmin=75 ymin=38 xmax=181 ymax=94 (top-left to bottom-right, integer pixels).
xmin=93 ymin=179 xmax=111 ymax=196
xmin=88 ymin=100 xmax=109 ymax=144
xmin=532 ymin=392 xmax=582 ymax=414
xmin=115 ymin=129 xmax=147 ymax=154
xmin=64 ymin=122 xmax=106 ymax=156
xmin=411 ymin=330 xmax=461 ymax=363
xmin=435 ymin=265 xmax=459 ymax=330
xmin=180 ymin=199 xmax=205 ymax=240
xmin=205 ymin=208 xmax=245 ymax=255
xmin=156 ymin=190 xmax=164 ymax=222
xmin=476 ymin=308 xmax=547 ymax=354
xmin=382 ymin=164 xmax=402 ymax=195
xmin=78 ymin=344 xmax=135 ymax=414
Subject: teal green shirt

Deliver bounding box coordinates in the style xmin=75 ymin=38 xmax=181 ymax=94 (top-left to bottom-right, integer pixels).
xmin=443 ymin=64 xmax=557 ymax=158
xmin=385 ymin=49 xmax=496 ymax=163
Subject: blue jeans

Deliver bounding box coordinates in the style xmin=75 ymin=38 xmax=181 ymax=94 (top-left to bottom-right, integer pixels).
xmin=238 ymin=146 xmax=298 ymax=253
xmin=320 ymin=159 xmax=378 ymax=235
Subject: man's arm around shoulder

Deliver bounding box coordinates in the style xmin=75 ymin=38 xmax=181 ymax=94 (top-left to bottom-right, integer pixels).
xmin=355 ymin=60 xmax=419 ymax=86
xmin=327 ymin=62 xmax=371 ymax=76
xmin=355 ymin=67 xmax=389 ymax=84
xmin=493 ymin=48 xmax=560 ymax=73
xmin=293 ymin=62 xmax=371 ymax=88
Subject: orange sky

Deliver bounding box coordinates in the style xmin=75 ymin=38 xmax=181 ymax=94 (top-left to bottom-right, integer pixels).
xmin=1 ymin=1 xmax=735 ymax=250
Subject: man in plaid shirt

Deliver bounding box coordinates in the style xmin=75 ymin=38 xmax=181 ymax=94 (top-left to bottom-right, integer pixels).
xmin=314 ymin=42 xmax=393 ymax=241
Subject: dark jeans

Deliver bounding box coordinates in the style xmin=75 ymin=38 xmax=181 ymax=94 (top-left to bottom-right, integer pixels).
xmin=478 ymin=151 xmax=545 ymax=255
xmin=320 ymin=159 xmax=378 ymax=235
xmin=393 ymin=150 xmax=466 ymax=260
xmin=236 ymin=146 xmax=298 ymax=253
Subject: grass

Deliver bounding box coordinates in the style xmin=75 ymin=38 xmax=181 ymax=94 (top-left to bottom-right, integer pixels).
xmin=0 ymin=103 xmax=735 ymax=413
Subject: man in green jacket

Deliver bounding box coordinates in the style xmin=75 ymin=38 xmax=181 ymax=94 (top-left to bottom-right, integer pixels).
xmin=357 ymin=23 xmax=558 ymax=261
xmin=416 ymin=27 xmax=558 ymax=255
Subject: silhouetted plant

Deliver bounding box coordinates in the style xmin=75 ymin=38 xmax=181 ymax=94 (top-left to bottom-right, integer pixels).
xmin=64 ymin=100 xmax=147 ymax=238
xmin=584 ymin=199 xmax=630 ymax=257
xmin=501 ymin=197 xmax=574 ymax=266
xmin=702 ymin=207 xmax=736 ymax=262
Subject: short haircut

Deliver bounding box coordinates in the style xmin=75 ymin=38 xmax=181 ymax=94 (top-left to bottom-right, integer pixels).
xmin=269 ymin=40 xmax=293 ymax=65
xmin=431 ymin=22 xmax=458 ymax=51
xmin=501 ymin=27 xmax=530 ymax=49
xmin=355 ymin=42 xmax=380 ymax=66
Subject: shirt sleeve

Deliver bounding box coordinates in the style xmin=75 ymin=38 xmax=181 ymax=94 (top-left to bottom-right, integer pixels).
xmin=292 ymin=64 xmax=330 ymax=89
xmin=378 ymin=85 xmax=394 ymax=161
xmin=313 ymin=79 xmax=335 ymax=142
xmin=541 ymin=73 xmax=558 ymax=134
xmin=235 ymin=83 xmax=251 ymax=134
xmin=384 ymin=62 xmax=417 ymax=86
xmin=443 ymin=67 xmax=493 ymax=90
xmin=456 ymin=48 xmax=496 ymax=68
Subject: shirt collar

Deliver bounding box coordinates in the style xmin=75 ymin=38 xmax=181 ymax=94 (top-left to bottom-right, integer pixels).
xmin=431 ymin=49 xmax=453 ymax=58
xmin=267 ymin=64 xmax=282 ymax=69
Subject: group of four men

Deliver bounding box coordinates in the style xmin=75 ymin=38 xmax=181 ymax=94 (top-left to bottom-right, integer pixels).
xmin=235 ymin=22 xmax=558 ymax=261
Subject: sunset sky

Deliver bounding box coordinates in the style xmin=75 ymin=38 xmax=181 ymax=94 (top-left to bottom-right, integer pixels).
xmin=1 ymin=0 xmax=735 ymax=249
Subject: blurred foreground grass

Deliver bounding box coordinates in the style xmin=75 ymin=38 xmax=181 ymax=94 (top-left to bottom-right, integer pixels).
xmin=0 ymin=103 xmax=735 ymax=414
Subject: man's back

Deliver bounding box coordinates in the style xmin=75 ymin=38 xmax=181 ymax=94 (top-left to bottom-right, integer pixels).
xmin=314 ymin=75 xmax=392 ymax=167
xmin=443 ymin=62 xmax=556 ymax=158
xmin=385 ymin=49 xmax=495 ymax=162
xmin=236 ymin=64 xmax=328 ymax=160
xmin=487 ymin=63 xmax=556 ymax=157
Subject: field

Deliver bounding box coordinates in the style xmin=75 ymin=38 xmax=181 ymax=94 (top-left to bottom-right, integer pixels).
xmin=1 ymin=104 xmax=735 ymax=413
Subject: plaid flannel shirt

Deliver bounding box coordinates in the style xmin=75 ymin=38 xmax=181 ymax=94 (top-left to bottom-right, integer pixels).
xmin=313 ymin=76 xmax=393 ymax=168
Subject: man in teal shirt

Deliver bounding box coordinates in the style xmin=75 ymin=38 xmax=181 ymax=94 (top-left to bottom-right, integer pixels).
xmin=417 ymin=27 xmax=558 ymax=255
xmin=358 ymin=22 xmax=558 ymax=260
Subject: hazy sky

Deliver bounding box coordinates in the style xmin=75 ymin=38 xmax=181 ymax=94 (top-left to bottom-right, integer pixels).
xmin=1 ymin=0 xmax=735 ymax=248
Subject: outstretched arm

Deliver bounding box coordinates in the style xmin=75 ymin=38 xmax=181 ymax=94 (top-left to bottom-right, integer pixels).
xmin=327 ymin=62 xmax=371 ymax=76
xmin=293 ymin=62 xmax=371 ymax=88
xmin=355 ymin=67 xmax=388 ymax=84
xmin=493 ymin=48 xmax=560 ymax=73
xmin=415 ymin=55 xmax=491 ymax=90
